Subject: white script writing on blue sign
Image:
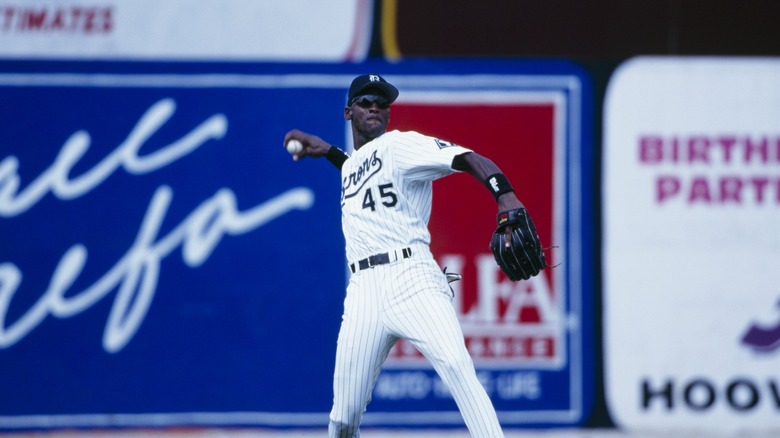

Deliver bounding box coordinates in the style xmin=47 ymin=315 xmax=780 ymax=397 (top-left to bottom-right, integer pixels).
xmin=0 ymin=99 xmax=314 ymax=353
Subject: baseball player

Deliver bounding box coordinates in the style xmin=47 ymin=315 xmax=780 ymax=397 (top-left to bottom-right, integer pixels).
xmin=284 ymin=74 xmax=541 ymax=437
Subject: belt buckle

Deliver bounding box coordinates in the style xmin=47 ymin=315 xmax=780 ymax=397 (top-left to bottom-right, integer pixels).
xmin=353 ymin=249 xmax=408 ymax=274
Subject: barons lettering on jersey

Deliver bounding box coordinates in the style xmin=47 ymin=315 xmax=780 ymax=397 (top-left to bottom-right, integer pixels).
xmin=435 ymin=138 xmax=457 ymax=149
xmin=342 ymin=149 xmax=382 ymax=202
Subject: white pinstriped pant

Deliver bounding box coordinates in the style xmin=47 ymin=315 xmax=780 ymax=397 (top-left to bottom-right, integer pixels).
xmin=328 ymin=246 xmax=504 ymax=437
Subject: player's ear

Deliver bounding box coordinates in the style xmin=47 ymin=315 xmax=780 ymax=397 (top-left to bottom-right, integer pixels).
xmin=344 ymin=106 xmax=353 ymax=121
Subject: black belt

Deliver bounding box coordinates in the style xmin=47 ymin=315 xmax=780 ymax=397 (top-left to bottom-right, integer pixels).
xmin=350 ymin=247 xmax=412 ymax=273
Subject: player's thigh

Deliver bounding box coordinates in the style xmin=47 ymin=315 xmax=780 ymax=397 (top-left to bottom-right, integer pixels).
xmin=385 ymin=260 xmax=469 ymax=361
xmin=333 ymin=271 xmax=393 ymax=380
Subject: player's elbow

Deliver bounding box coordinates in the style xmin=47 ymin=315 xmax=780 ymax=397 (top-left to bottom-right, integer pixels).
xmin=451 ymin=151 xmax=473 ymax=171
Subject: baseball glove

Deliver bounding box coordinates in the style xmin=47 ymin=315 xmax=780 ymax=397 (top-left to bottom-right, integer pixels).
xmin=490 ymin=208 xmax=547 ymax=281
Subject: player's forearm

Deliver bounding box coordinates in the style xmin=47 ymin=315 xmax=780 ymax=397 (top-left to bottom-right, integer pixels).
xmin=284 ymin=129 xmax=349 ymax=170
xmin=454 ymin=152 xmax=523 ymax=209
xmin=326 ymin=145 xmax=349 ymax=170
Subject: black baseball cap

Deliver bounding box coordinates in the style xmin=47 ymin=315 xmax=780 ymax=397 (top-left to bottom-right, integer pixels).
xmin=347 ymin=74 xmax=399 ymax=105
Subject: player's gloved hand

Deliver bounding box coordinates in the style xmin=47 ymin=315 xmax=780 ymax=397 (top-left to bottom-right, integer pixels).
xmin=489 ymin=207 xmax=547 ymax=281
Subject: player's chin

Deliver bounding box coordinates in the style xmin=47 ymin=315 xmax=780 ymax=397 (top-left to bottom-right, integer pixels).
xmin=361 ymin=121 xmax=386 ymax=137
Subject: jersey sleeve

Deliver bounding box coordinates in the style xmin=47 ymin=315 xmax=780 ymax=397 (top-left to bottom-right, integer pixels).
xmin=386 ymin=130 xmax=472 ymax=181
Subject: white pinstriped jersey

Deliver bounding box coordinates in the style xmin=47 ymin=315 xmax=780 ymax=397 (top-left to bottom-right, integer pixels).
xmin=340 ymin=130 xmax=472 ymax=264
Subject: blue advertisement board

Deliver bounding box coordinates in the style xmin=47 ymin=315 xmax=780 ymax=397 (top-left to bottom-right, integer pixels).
xmin=0 ymin=60 xmax=593 ymax=430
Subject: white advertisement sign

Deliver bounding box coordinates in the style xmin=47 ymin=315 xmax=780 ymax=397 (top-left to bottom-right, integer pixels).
xmin=0 ymin=0 xmax=371 ymax=61
xmin=603 ymin=57 xmax=780 ymax=431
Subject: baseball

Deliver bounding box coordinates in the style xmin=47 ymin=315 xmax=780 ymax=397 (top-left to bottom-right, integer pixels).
xmin=286 ymin=139 xmax=303 ymax=155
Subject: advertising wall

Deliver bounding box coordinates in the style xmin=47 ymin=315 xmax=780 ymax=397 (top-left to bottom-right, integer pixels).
xmin=0 ymin=60 xmax=594 ymax=430
xmin=0 ymin=65 xmax=349 ymax=427
xmin=0 ymin=0 xmax=372 ymax=61
xmin=603 ymin=57 xmax=780 ymax=431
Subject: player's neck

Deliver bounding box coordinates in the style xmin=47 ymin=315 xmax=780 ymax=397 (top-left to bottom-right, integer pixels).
xmin=353 ymin=130 xmax=385 ymax=150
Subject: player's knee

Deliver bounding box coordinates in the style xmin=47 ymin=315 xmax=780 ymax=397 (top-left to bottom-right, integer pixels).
xmin=433 ymin=346 xmax=473 ymax=368
xmin=433 ymin=354 xmax=476 ymax=381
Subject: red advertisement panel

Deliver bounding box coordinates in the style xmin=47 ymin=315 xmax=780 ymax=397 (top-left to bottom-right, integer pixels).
xmin=385 ymin=100 xmax=560 ymax=367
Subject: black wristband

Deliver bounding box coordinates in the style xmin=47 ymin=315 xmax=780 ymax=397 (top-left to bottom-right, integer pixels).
xmin=484 ymin=173 xmax=514 ymax=201
xmin=326 ymin=145 xmax=349 ymax=170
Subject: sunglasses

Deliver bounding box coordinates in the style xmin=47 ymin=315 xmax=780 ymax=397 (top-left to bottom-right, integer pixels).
xmin=350 ymin=94 xmax=390 ymax=109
